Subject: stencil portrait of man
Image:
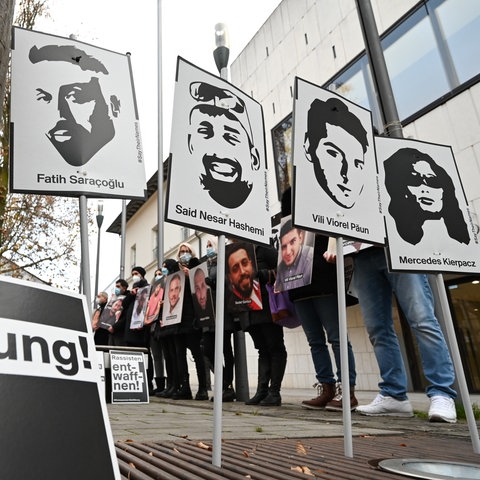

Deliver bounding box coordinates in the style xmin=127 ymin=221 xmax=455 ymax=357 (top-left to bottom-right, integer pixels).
xmin=303 ymin=97 xmax=369 ymax=209
xmin=28 ymin=43 xmax=121 ymax=167
xmin=187 ymin=81 xmax=260 ymax=209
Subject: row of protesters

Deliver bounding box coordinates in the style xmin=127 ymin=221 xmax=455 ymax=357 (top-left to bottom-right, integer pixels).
xmin=108 ymin=267 xmax=155 ymax=395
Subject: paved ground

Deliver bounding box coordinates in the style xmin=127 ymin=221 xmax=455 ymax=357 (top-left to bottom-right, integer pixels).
xmin=108 ymin=388 xmax=480 ymax=443
xmin=109 ymin=389 xmax=480 ymax=479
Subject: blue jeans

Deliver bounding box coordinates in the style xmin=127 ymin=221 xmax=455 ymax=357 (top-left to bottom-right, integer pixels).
xmin=353 ymin=248 xmax=456 ymax=400
xmin=294 ymin=295 xmax=356 ymax=385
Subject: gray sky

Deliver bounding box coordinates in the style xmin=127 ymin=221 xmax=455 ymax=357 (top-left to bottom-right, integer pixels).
xmin=33 ymin=0 xmax=282 ymax=291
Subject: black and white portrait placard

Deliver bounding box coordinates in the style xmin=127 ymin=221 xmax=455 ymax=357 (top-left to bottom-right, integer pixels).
xmin=292 ymin=77 xmax=385 ymax=244
xmin=0 ymin=276 xmax=120 ymax=480
xmin=377 ymin=136 xmax=480 ymax=273
xmin=10 ymin=27 xmax=146 ymax=200
xmin=166 ymin=57 xmax=271 ymax=244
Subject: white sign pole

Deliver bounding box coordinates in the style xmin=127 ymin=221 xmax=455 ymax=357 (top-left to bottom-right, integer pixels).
xmin=433 ymin=274 xmax=480 ymax=453
xmin=212 ymin=234 xmax=225 ymax=467
xmin=336 ymin=237 xmax=353 ymax=458
xmin=79 ymin=195 xmax=92 ymax=314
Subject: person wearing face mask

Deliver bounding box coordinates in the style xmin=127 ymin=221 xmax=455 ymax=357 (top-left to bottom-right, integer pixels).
xmin=156 ymin=259 xmax=182 ymax=398
xmin=92 ymin=291 xmax=110 ymax=346
xmin=170 ymin=243 xmax=209 ymax=401
xmin=110 ymin=267 xmax=155 ymax=394
xmin=109 ymin=279 xmax=129 ymax=346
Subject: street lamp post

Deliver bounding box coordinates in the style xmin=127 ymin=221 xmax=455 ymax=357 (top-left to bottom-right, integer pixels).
xmin=213 ymin=22 xmax=250 ymax=405
xmin=94 ymin=201 xmax=104 ymax=302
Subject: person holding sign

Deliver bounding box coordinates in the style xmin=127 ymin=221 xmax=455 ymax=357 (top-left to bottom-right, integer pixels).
xmin=352 ymin=247 xmax=457 ymax=423
xmin=199 ymin=237 xmax=237 ymax=402
xmin=281 ymin=187 xmax=358 ymax=411
xmin=303 ymin=97 xmax=369 ymax=209
xmin=233 ymin=242 xmax=288 ymax=407
xmin=171 ymin=243 xmax=209 ymax=401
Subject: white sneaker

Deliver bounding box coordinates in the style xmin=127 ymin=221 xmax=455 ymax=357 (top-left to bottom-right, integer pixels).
xmin=355 ymin=394 xmax=414 ymax=417
xmin=428 ymin=396 xmax=457 ymax=423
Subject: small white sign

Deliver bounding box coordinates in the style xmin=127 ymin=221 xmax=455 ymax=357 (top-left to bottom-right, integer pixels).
xmin=110 ymin=350 xmax=149 ymax=404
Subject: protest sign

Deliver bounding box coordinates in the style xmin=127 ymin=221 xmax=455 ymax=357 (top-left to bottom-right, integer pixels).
xmin=0 ymin=276 xmax=120 ymax=480
xmin=110 ymin=350 xmax=148 ymax=403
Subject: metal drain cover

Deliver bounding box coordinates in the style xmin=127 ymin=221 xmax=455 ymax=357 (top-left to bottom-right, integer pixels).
xmin=377 ymin=458 xmax=480 ymax=479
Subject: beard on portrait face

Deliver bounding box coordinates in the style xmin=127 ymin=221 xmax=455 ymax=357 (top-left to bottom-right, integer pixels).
xmin=200 ymin=155 xmax=253 ymax=209
xmin=47 ymin=105 xmax=115 ymax=166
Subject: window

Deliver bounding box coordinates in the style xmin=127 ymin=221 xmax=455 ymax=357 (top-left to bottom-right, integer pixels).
xmin=430 ymin=0 xmax=480 ymax=85
xmin=382 ymin=5 xmax=450 ymax=120
xmin=130 ymin=244 xmax=136 ymax=269
xmin=152 ymin=225 xmax=158 ymax=260
xmin=329 ymin=56 xmax=382 ymax=130
xmin=272 ymin=116 xmax=293 ymax=197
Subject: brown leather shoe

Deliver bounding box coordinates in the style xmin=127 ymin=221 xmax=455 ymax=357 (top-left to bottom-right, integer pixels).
xmin=301 ymin=382 xmax=335 ymax=410
xmin=325 ymin=384 xmax=358 ymax=411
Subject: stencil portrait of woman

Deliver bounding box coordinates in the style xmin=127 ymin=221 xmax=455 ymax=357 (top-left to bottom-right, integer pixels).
xmin=384 ymin=147 xmax=470 ymax=246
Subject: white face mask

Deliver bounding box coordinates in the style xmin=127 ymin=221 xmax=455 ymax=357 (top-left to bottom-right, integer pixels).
xmin=132 ymin=274 xmax=141 ymax=284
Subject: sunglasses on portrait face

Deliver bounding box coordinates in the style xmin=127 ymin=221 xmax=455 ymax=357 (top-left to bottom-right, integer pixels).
xmin=408 ymin=172 xmax=442 ymax=189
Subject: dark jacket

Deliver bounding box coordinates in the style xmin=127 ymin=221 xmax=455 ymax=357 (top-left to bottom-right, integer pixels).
xmin=177 ymin=256 xmax=200 ymax=334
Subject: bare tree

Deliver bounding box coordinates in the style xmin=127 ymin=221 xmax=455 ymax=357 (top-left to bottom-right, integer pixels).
xmin=0 ymin=0 xmax=83 ymax=289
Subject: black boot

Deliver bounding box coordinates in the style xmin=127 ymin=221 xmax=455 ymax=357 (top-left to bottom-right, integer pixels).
xmin=222 ymin=385 xmax=236 ymax=402
xmin=153 ymin=377 xmax=166 ymax=395
xmin=245 ymin=357 xmax=270 ymax=405
xmin=195 ymin=388 xmax=209 ymax=400
xmin=172 ymin=376 xmax=192 ymax=400
xmin=259 ymin=349 xmax=287 ymax=407
xmin=259 ymin=391 xmax=282 ymax=406
xmin=156 ymin=378 xmax=173 ymax=397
